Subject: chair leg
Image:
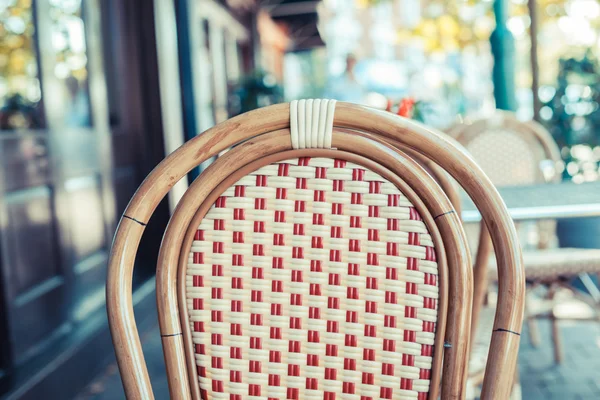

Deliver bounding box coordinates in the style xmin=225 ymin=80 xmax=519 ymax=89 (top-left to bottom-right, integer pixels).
xmin=548 ymin=284 xmax=563 ymax=364
xmin=525 ymin=296 xmax=541 ymax=347
xmin=527 ymin=317 xmax=541 ymax=348
xmin=550 ymin=314 xmax=562 ymax=364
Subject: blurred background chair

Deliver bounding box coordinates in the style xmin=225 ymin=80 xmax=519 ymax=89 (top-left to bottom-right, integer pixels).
xmin=450 ymin=110 xmax=600 ymax=364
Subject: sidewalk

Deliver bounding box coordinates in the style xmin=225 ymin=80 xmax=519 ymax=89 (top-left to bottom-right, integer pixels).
xmin=74 ymin=305 xmax=169 ymax=400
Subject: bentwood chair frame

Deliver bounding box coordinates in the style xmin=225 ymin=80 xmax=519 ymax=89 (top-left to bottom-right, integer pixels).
xmin=450 ymin=110 xmax=600 ymax=364
xmin=107 ymin=101 xmax=524 ymax=399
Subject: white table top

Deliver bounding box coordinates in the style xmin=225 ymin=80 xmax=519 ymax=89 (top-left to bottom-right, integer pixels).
xmin=461 ymin=181 xmax=600 ymax=223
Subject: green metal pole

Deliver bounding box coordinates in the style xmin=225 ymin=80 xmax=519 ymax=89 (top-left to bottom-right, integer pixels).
xmin=490 ymin=0 xmax=517 ymax=111
xmin=528 ymin=0 xmax=541 ymax=121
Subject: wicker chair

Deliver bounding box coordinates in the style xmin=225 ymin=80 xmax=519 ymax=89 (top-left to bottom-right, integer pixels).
xmin=450 ymin=111 xmax=600 ymax=364
xmin=107 ymin=101 xmax=524 ymax=399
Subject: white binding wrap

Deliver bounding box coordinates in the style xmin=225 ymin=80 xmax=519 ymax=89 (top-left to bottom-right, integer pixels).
xmin=290 ymin=99 xmax=337 ymax=149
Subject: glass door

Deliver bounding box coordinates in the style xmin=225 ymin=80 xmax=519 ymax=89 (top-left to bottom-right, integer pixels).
xmin=0 ymin=0 xmax=115 ymax=374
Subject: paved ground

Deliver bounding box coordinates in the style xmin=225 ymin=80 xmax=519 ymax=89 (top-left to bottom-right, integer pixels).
xmin=77 ymin=314 xmax=600 ymax=399
xmin=518 ymin=319 xmax=600 ymax=400
xmin=74 ymin=305 xmax=169 ymax=400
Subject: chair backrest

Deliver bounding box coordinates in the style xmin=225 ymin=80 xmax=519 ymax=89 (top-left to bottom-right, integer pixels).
xmin=450 ymin=111 xmax=563 ymax=249
xmin=448 ymin=111 xmax=562 ymax=186
xmin=107 ymin=101 xmax=524 ymax=400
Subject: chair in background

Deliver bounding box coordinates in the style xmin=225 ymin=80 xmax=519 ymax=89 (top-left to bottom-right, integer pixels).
xmin=107 ymin=101 xmax=524 ymax=399
xmin=450 ymin=110 xmax=600 ymax=364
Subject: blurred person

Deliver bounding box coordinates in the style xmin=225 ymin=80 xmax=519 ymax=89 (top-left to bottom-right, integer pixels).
xmin=324 ymin=54 xmax=367 ymax=103
xmin=65 ymin=75 xmax=91 ymax=127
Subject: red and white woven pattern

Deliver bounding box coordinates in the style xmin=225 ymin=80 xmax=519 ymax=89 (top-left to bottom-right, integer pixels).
xmin=186 ymin=157 xmax=440 ymax=399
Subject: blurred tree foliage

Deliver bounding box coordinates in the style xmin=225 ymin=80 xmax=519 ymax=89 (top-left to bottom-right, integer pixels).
xmin=543 ymin=51 xmax=600 ymax=148
xmin=542 ymin=51 xmax=600 ymax=181
xmin=228 ymin=70 xmax=284 ymax=116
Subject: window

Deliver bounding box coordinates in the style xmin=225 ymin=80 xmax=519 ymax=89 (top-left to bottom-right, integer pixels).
xmin=0 ymin=0 xmax=43 ymax=130
xmin=49 ymin=0 xmax=92 ymax=127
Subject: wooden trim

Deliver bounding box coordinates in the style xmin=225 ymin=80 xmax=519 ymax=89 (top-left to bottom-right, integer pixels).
xmin=108 ymin=102 xmax=524 ymax=399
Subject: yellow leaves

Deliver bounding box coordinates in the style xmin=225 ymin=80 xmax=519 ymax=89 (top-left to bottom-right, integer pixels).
xmin=7 ymin=48 xmax=30 ymax=74
xmin=473 ymin=17 xmax=495 ymax=40
xmin=416 ymin=19 xmax=438 ymax=37
xmin=438 ymin=15 xmax=460 ymax=37
xmin=408 ymin=14 xmax=485 ymax=52
xmin=396 ymin=29 xmax=413 ymax=45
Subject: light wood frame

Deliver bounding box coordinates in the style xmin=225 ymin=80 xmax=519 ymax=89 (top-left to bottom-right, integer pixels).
xmin=107 ymin=102 xmax=525 ymax=399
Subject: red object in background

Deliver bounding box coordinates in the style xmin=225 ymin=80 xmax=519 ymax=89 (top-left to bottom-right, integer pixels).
xmin=397 ymin=98 xmax=416 ymax=118
xmin=385 ymin=97 xmax=416 ymax=118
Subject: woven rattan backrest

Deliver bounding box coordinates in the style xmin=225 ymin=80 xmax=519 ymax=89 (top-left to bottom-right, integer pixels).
xmin=166 ymin=124 xmax=468 ymax=400
xmin=183 ymin=154 xmax=445 ymax=400
xmin=450 ymin=111 xmax=562 ymax=186
xmin=450 ymin=111 xmax=562 ymax=249
xmin=107 ymin=101 xmax=524 ymax=400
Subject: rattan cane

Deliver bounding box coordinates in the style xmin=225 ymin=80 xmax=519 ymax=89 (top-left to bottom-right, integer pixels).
xmin=186 ymin=157 xmax=440 ymax=399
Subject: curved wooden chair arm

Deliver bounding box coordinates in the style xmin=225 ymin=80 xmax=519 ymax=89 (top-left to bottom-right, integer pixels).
xmin=107 ymin=102 xmax=524 ymax=399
